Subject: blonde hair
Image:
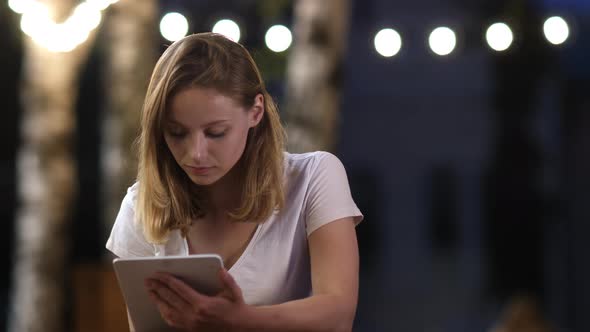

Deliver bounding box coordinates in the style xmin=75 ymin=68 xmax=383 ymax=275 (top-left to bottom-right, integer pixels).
xmin=135 ymin=33 xmax=285 ymax=244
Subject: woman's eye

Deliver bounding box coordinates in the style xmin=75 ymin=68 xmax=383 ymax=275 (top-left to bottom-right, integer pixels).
xmin=206 ymin=131 xmax=226 ymax=138
xmin=167 ymin=129 xmax=186 ymax=138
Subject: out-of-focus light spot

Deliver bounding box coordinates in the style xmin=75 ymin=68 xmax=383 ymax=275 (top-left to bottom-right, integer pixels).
xmin=486 ymin=22 xmax=513 ymax=52
xmin=212 ymin=19 xmax=241 ymax=42
xmin=374 ymin=28 xmax=402 ymax=57
xmin=428 ymin=27 xmax=456 ymax=56
xmin=86 ymin=0 xmax=120 ymax=11
xmin=11 ymin=0 xmax=115 ymax=52
xmin=69 ymin=2 xmax=102 ymax=31
xmin=160 ymin=12 xmax=189 ymax=42
xmin=543 ymin=16 xmax=569 ymax=45
xmin=44 ymin=24 xmax=78 ymax=53
xmin=19 ymin=1 xmax=50 ymax=37
xmin=8 ymin=0 xmax=36 ymax=14
xmin=265 ymin=25 xmax=292 ymax=52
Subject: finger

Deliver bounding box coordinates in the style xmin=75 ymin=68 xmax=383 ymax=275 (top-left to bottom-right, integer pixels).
xmin=149 ymin=290 xmax=184 ymax=328
xmin=153 ymin=272 xmax=206 ymax=305
xmin=147 ymin=288 xmax=158 ymax=302
xmin=146 ymin=278 xmax=190 ymax=311
xmin=219 ymin=269 xmax=243 ymax=301
xmin=147 ymin=285 xmax=174 ymax=309
xmin=159 ymin=303 xmax=181 ymax=327
xmin=148 ymin=289 xmax=173 ymax=316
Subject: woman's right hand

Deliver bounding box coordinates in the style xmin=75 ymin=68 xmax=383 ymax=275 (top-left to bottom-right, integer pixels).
xmin=145 ymin=269 xmax=245 ymax=331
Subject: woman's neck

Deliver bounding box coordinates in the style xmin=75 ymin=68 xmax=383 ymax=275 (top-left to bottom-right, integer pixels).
xmin=203 ymin=163 xmax=243 ymax=217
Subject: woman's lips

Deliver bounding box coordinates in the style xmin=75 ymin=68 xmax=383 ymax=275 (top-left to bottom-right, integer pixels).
xmin=186 ymin=165 xmax=213 ymax=175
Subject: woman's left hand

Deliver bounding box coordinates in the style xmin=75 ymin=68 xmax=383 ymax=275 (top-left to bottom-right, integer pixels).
xmin=145 ymin=268 xmax=247 ymax=331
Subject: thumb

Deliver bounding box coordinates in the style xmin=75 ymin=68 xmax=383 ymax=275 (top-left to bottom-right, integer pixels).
xmin=219 ymin=269 xmax=243 ymax=302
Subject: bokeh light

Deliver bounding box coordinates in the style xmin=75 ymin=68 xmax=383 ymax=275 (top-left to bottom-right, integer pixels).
xmin=486 ymin=23 xmax=513 ymax=52
xmin=160 ymin=12 xmax=189 ymax=42
xmin=86 ymin=0 xmax=120 ymax=11
xmin=543 ymin=16 xmax=570 ymax=45
xmin=374 ymin=28 xmax=402 ymax=57
xmin=428 ymin=27 xmax=457 ymax=56
xmin=265 ymin=25 xmax=292 ymax=53
xmin=212 ymin=19 xmax=241 ymax=42
xmin=8 ymin=0 xmax=36 ymax=14
xmin=10 ymin=0 xmax=114 ymax=52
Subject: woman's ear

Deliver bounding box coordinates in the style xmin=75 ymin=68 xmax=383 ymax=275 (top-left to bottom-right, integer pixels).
xmin=248 ymin=94 xmax=264 ymax=128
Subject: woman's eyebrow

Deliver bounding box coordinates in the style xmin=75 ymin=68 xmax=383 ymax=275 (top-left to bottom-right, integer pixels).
xmin=202 ymin=119 xmax=230 ymax=127
xmin=165 ymin=119 xmax=230 ymax=127
xmin=165 ymin=119 xmax=185 ymax=127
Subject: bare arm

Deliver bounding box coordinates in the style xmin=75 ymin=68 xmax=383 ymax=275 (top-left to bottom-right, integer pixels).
xmin=236 ymin=217 xmax=359 ymax=332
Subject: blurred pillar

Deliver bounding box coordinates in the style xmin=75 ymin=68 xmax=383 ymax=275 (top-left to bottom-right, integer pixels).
xmin=483 ymin=0 xmax=553 ymax=309
xmin=284 ymin=0 xmax=350 ymax=152
xmin=100 ymin=0 xmax=158 ymax=256
xmin=561 ymin=78 xmax=590 ymax=332
xmin=8 ymin=1 xmax=97 ymax=331
xmin=428 ymin=165 xmax=459 ymax=255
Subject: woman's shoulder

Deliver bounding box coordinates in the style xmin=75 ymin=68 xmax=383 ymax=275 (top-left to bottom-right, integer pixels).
xmin=284 ymin=151 xmax=343 ymax=174
xmin=284 ymin=150 xmax=339 ymax=165
xmin=128 ymin=181 xmax=140 ymax=193
xmin=120 ymin=181 xmax=140 ymax=211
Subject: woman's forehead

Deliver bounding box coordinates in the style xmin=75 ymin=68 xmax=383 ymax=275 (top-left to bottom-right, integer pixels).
xmin=166 ymin=87 xmax=245 ymax=125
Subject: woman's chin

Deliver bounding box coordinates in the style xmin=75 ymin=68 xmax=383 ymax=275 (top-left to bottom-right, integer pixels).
xmin=184 ymin=172 xmax=217 ymax=185
xmin=188 ymin=176 xmax=219 ymax=186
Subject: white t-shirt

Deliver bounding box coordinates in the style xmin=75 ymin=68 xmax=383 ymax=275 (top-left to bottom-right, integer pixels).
xmin=106 ymin=151 xmax=363 ymax=305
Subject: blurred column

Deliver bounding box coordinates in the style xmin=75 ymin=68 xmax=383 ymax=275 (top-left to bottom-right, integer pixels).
xmin=0 ymin=2 xmax=22 ymax=328
xmin=561 ymin=78 xmax=590 ymax=332
xmin=100 ymin=0 xmax=158 ymax=250
xmin=482 ymin=0 xmax=553 ymax=310
xmin=8 ymin=1 xmax=97 ymax=331
xmin=284 ymin=0 xmax=350 ymax=152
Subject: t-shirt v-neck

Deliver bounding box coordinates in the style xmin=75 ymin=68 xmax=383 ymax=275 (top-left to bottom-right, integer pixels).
xmin=183 ymin=223 xmax=263 ymax=273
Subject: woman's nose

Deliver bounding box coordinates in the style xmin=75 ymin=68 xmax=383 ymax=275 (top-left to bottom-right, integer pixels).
xmin=190 ymin=133 xmax=207 ymax=162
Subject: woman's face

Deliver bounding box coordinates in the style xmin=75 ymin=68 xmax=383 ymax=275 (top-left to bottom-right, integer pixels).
xmin=163 ymin=87 xmax=263 ymax=186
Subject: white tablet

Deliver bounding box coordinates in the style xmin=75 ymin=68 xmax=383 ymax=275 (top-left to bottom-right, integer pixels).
xmin=112 ymin=254 xmax=224 ymax=332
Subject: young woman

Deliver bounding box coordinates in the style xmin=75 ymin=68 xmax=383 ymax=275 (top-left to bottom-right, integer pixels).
xmin=106 ymin=32 xmax=363 ymax=332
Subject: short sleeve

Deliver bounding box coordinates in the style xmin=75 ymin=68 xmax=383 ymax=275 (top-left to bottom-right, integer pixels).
xmin=105 ymin=183 xmax=154 ymax=258
xmin=305 ymin=152 xmax=363 ymax=236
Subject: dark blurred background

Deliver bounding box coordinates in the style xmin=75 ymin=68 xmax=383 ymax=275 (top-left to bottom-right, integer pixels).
xmin=1 ymin=0 xmax=589 ymax=331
